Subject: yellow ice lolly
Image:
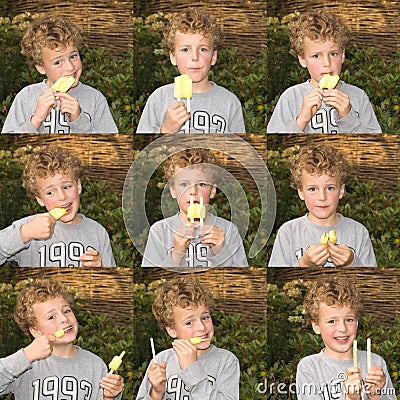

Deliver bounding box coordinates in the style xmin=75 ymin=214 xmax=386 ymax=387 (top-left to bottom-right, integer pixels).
xmin=109 ymin=351 xmax=125 ymax=373
xmin=318 ymin=74 xmax=340 ymax=89
xmin=49 ymin=207 xmax=67 ymax=220
xmin=52 ymin=76 xmax=75 ymax=92
xmin=54 ymin=329 xmax=65 ymax=338
xmin=320 ymin=231 xmax=329 ymax=245
xmin=328 ymin=229 xmax=337 ymax=244
xmin=189 ymin=337 xmax=210 ymax=344
xmin=174 ymin=74 xmax=192 ymax=99
xmin=187 ymin=196 xmax=206 ymax=224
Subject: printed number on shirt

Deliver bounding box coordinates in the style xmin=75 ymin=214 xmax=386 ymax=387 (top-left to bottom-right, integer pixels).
xmin=185 ymin=243 xmax=210 ymax=267
xmin=42 ymin=108 xmax=71 ymax=133
xmin=166 ymin=374 xmax=216 ymax=399
xmin=38 ymin=242 xmax=96 ymax=267
xmin=183 ymin=111 xmax=227 ymax=133
xmin=32 ymin=376 xmax=92 ymax=399
xmin=311 ymin=108 xmax=338 ymax=133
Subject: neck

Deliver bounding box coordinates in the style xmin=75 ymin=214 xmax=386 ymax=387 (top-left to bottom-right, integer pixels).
xmin=52 ymin=343 xmax=78 ymax=358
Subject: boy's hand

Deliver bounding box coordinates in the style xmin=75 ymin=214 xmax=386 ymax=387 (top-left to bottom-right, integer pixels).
xmin=365 ymin=366 xmax=386 ymax=400
xmin=57 ymin=92 xmax=81 ymax=122
xmin=296 ymin=88 xmax=324 ymax=131
xmin=101 ymin=373 xmax=124 ymax=399
xmin=161 ymin=101 xmax=190 ymax=133
xmin=172 ymin=224 xmax=195 ymax=264
xmin=172 ymin=339 xmax=197 ymax=370
xmin=20 ymin=214 xmax=57 ymax=243
xmin=30 ymin=88 xmax=57 ymax=129
xmin=344 ymin=366 xmax=362 ymax=400
xmin=327 ymin=243 xmax=354 ymax=267
xmin=323 ymin=89 xmax=351 ymax=119
xmin=23 ymin=334 xmax=55 ymax=363
xmin=80 ymin=249 xmax=102 ymax=267
xmin=298 ymin=243 xmax=330 ymax=267
xmin=199 ymin=225 xmax=224 ymax=255
xmin=148 ymin=361 xmax=167 ymax=400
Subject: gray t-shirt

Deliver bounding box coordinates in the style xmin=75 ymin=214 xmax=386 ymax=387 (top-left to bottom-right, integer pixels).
xmin=0 ymin=347 xmax=122 ymax=399
xmin=296 ymin=349 xmax=396 ymax=399
xmin=136 ymin=345 xmax=240 ymax=400
xmin=0 ymin=214 xmax=116 ymax=267
xmin=267 ymin=80 xmax=382 ymax=133
xmin=2 ymin=80 xmax=118 ymax=133
xmin=141 ymin=213 xmax=248 ymax=268
xmin=136 ymin=82 xmax=245 ymax=133
xmin=268 ymin=214 xmax=377 ymax=267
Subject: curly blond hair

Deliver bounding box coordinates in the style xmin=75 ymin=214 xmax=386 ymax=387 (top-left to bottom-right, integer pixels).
xmin=290 ymin=10 xmax=351 ymax=57
xmin=14 ymin=278 xmax=74 ymax=337
xmin=152 ymin=276 xmax=213 ymax=330
xmin=163 ymin=7 xmax=224 ymax=54
xmin=22 ymin=145 xmax=83 ymax=198
xmin=303 ymin=277 xmax=363 ymax=324
xmin=22 ymin=14 xmax=82 ymax=66
xmin=290 ymin=144 xmax=350 ymax=189
xmin=163 ymin=148 xmax=218 ymax=184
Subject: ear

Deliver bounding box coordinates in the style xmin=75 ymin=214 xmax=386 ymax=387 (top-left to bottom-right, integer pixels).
xmin=165 ymin=326 xmax=177 ymax=338
xmin=169 ymin=183 xmax=177 ymax=199
xmin=341 ymin=49 xmax=345 ymax=63
xmin=298 ymin=55 xmax=307 ymax=68
xmin=77 ymin=179 xmax=82 ymax=195
xmin=209 ymin=185 xmax=217 ymax=199
xmin=211 ymin=50 xmax=218 ymax=66
xmin=297 ymin=187 xmax=305 ymax=201
xmin=339 ymin=184 xmax=345 ymax=199
xmin=29 ymin=326 xmax=42 ymax=338
xmin=35 ymin=64 xmax=46 ymax=75
xmin=35 ymin=196 xmax=45 ymax=207
xmin=170 ymin=52 xmax=177 ymax=66
xmin=311 ymin=321 xmax=321 ymax=335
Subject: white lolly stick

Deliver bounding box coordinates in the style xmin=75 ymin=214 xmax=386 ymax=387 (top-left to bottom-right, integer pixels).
xmin=367 ymin=338 xmax=371 ymax=371
xmin=184 ymin=97 xmax=190 ymax=133
xmin=353 ymin=339 xmax=357 ymax=368
xmin=150 ymin=337 xmax=156 ymax=361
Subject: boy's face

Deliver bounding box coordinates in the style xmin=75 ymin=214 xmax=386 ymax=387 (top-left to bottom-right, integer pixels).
xmin=166 ymin=303 xmax=214 ymax=356
xmin=170 ymin=164 xmax=216 ymax=222
xmin=29 ymin=296 xmax=78 ymax=345
xmin=35 ymin=170 xmax=82 ymax=224
xmin=170 ymin=31 xmax=218 ymax=89
xmin=297 ymin=171 xmax=344 ymax=226
xmin=298 ymin=37 xmax=345 ymax=87
xmin=35 ymin=45 xmax=82 ymax=88
xmin=312 ymin=302 xmax=357 ymax=360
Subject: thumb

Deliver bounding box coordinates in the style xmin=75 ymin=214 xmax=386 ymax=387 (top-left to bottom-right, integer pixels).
xmin=160 ymin=361 xmax=167 ymax=368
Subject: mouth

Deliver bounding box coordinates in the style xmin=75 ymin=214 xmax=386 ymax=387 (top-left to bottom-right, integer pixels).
xmin=334 ymin=335 xmax=350 ymax=344
xmin=60 ymin=203 xmax=72 ymax=213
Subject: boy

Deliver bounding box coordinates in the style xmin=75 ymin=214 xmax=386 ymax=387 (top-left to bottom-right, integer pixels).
xmin=0 ymin=277 xmax=124 ymax=399
xmin=297 ymin=277 xmax=396 ymax=399
xmin=136 ymin=276 xmax=240 ymax=399
xmin=267 ymin=10 xmax=381 ymax=133
xmin=141 ymin=148 xmax=248 ymax=267
xmin=268 ymin=144 xmax=376 ymax=267
xmin=2 ymin=14 xmax=118 ymax=133
xmin=0 ymin=145 xmax=116 ymax=266
xmin=136 ymin=7 xmax=245 ymax=133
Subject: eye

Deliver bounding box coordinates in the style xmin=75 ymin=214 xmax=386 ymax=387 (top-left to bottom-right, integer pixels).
xmin=326 ymin=186 xmax=336 ymax=191
xmin=63 ymin=308 xmax=71 ymax=315
xmin=185 ymin=320 xmax=193 ymax=326
xmin=200 ymin=47 xmax=208 ymax=53
xmin=201 ymin=315 xmax=211 ymax=321
xmin=46 ymin=190 xmax=55 ymax=196
xmin=346 ymin=318 xmax=354 ymax=323
xmin=64 ymin=185 xmax=72 ymax=190
xmin=198 ymin=182 xmax=208 ymax=188
xmin=307 ymin=187 xmax=316 ymax=192
xmin=70 ymin=53 xmax=80 ymax=60
xmin=330 ymin=51 xmax=339 ymax=57
xmin=312 ymin=54 xmax=321 ymax=59
xmin=181 ymin=47 xmax=189 ymax=53
xmin=179 ymin=182 xmax=189 ymax=188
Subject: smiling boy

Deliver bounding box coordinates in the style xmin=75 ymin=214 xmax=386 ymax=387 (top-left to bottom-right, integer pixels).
xmin=296 ymin=277 xmax=396 ymax=399
xmin=136 ymin=7 xmax=245 ymax=133
xmin=268 ymin=144 xmax=376 ymax=267
xmin=136 ymin=276 xmax=240 ymax=400
xmin=267 ymin=10 xmax=381 ymax=133
xmin=0 ymin=278 xmax=123 ymax=399
xmin=2 ymin=14 xmax=118 ymax=133
xmin=0 ymin=145 xmax=116 ymax=266
xmin=141 ymin=148 xmax=248 ymax=268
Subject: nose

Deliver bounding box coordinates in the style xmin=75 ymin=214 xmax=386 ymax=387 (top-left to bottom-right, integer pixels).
xmin=191 ymin=49 xmax=199 ymax=62
xmin=318 ymin=189 xmax=327 ymax=201
xmin=64 ymin=59 xmax=75 ymax=74
xmin=188 ymin=184 xmax=198 ymax=195
xmin=57 ymin=188 xmax=67 ymax=202
xmin=322 ymin=54 xmax=331 ymax=68
xmin=336 ymin=319 xmax=346 ymax=332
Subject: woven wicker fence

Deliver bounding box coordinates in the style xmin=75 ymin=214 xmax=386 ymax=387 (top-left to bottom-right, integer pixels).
xmin=4 ymin=267 xmax=133 ymax=323
xmin=8 ymin=0 xmax=133 ymax=55
xmin=9 ymin=134 xmax=133 ymax=191
xmin=136 ymin=1 xmax=266 ymax=57
xmin=269 ymin=134 xmax=400 ymax=188
xmin=269 ymin=267 xmax=400 ymax=323
xmin=140 ymin=267 xmax=266 ymax=325
xmin=273 ymin=0 xmax=400 ymax=54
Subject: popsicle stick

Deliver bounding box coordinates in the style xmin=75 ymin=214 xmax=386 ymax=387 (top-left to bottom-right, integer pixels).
xmin=150 ymin=337 xmax=156 ymax=361
xmin=367 ymin=338 xmax=371 ymax=371
xmin=353 ymin=339 xmax=357 ymax=368
xmin=184 ymin=98 xmax=190 ymax=133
